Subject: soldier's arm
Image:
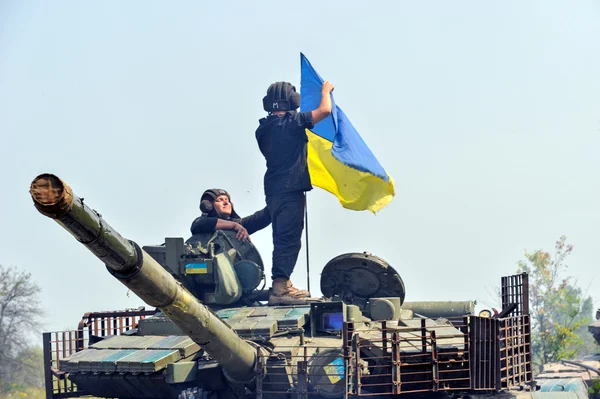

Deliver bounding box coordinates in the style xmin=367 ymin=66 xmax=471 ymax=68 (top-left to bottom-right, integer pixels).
xmin=311 ymin=81 xmax=335 ymax=124
xmin=241 ymin=207 xmax=272 ymax=235
xmin=190 ymin=216 xmax=218 ymax=235
xmin=191 ymin=217 xmax=249 ymax=241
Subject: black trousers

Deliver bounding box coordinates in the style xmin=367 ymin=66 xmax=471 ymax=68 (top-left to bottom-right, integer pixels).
xmin=266 ymin=191 xmax=305 ymax=280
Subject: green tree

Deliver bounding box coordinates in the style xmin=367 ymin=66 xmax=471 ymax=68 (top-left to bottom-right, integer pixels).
xmin=0 ymin=265 xmax=44 ymax=393
xmin=517 ymin=236 xmax=596 ymax=371
xmin=589 ymin=378 xmax=600 ymax=399
xmin=569 ymin=288 xmax=599 ymax=359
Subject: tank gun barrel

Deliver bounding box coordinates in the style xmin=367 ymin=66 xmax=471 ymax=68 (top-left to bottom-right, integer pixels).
xmin=30 ymin=174 xmax=257 ymax=382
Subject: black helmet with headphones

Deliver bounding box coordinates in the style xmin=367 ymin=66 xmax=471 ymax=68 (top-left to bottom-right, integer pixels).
xmin=199 ymin=189 xmax=228 ymax=214
xmin=262 ymin=81 xmax=301 ymax=112
xmin=199 ymin=188 xmax=241 ymax=220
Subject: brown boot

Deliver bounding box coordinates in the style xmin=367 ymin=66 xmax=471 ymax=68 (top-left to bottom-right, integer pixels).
xmin=268 ymin=278 xmax=310 ymax=305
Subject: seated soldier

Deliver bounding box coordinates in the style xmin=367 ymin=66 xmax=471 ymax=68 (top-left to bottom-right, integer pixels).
xmin=190 ymin=189 xmax=271 ymax=242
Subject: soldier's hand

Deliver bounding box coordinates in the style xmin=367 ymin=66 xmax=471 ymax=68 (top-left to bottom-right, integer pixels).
xmin=322 ymin=80 xmax=334 ymax=93
xmin=233 ymin=223 xmax=250 ymax=242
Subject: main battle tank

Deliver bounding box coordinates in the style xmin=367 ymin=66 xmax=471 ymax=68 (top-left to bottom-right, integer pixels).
xmin=33 ymin=174 xmax=538 ymax=399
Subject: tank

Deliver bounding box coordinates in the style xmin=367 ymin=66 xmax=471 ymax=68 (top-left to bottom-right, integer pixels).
xmin=33 ymin=173 xmax=545 ymax=399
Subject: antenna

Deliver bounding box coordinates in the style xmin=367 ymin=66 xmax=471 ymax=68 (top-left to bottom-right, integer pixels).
xmin=304 ymin=193 xmax=310 ymax=293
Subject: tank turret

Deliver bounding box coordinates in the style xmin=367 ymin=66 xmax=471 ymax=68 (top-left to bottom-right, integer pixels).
xmin=30 ymin=174 xmax=258 ymax=383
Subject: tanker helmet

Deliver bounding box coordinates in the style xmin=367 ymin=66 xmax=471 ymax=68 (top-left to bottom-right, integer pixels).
xmin=262 ymin=81 xmax=300 ymax=112
xmin=199 ymin=189 xmax=230 ymax=214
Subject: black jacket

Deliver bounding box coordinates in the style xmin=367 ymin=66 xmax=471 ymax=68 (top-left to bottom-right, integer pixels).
xmin=190 ymin=207 xmax=271 ymax=236
xmin=255 ymin=110 xmax=314 ymax=195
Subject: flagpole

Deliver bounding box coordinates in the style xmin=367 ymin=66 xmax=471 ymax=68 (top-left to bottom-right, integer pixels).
xmin=304 ymin=193 xmax=310 ymax=293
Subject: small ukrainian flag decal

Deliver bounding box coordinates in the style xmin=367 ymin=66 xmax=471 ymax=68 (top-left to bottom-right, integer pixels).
xmin=185 ymin=263 xmax=208 ymax=274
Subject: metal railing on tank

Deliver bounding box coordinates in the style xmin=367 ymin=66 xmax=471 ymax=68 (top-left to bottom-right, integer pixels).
xmin=42 ymin=307 xmax=158 ymax=399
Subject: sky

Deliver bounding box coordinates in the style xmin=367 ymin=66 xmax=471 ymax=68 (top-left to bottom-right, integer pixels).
xmin=1 ymin=1 xmax=599 ymax=337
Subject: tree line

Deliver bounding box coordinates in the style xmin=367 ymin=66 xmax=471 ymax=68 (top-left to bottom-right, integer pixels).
xmin=0 ymin=265 xmax=44 ymax=397
xmin=517 ymin=235 xmax=598 ymax=371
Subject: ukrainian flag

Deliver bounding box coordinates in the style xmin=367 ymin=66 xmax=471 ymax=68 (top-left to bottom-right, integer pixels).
xmin=300 ymin=53 xmax=395 ymax=213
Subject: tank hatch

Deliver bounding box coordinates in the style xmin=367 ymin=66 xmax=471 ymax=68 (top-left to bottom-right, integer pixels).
xmin=320 ymin=252 xmax=405 ymax=310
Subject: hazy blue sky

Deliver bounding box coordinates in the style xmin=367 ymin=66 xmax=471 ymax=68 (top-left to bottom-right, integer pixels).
xmin=1 ymin=1 xmax=599 ymax=334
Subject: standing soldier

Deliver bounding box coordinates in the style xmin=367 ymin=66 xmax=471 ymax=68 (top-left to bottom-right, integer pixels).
xmin=255 ymin=80 xmax=334 ymax=305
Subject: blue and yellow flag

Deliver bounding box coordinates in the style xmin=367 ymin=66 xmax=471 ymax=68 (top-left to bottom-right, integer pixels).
xmin=300 ymin=53 xmax=395 ymax=213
